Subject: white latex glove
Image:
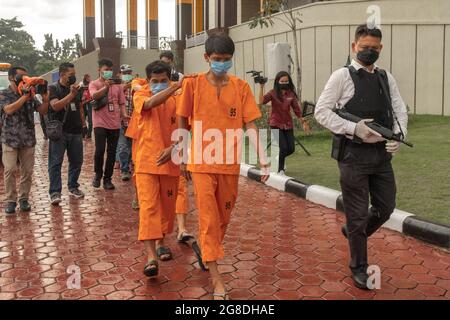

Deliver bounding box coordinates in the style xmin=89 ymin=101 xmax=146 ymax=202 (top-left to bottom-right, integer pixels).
xmin=354 ymin=119 xmax=385 ymax=143
xmin=363 ymin=135 xmax=386 ymax=144
xmin=386 ymin=141 xmax=401 ymax=154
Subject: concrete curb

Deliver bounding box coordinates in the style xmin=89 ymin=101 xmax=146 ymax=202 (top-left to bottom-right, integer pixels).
xmin=240 ymin=164 xmax=450 ymax=249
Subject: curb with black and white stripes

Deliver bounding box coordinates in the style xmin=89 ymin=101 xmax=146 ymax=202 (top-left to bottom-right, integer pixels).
xmin=240 ymin=164 xmax=450 ymax=249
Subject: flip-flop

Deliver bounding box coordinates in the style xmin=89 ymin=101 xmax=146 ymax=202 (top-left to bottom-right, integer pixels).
xmin=178 ymin=231 xmax=195 ymax=244
xmin=156 ymin=246 xmax=173 ymax=261
xmin=212 ymin=292 xmax=230 ymax=300
xmin=191 ymin=241 xmax=207 ymax=271
xmin=143 ymin=260 xmax=159 ymax=277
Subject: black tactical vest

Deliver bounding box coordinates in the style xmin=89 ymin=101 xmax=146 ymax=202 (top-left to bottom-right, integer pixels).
xmin=343 ymin=66 xmax=394 ymax=129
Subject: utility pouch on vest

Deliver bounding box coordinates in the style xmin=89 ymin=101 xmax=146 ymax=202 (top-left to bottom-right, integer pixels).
xmin=331 ymin=134 xmax=347 ymax=161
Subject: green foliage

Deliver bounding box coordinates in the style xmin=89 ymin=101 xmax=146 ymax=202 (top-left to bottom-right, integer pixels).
xmin=286 ymin=115 xmax=450 ymax=226
xmin=248 ymin=0 xmax=301 ymax=30
xmin=35 ymin=33 xmax=82 ymax=75
xmin=0 ymin=17 xmax=39 ymax=75
xmin=0 ymin=17 xmax=82 ymax=76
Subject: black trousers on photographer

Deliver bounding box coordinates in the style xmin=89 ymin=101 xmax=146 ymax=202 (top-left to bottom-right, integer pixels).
xmin=339 ymin=140 xmax=396 ymax=273
xmin=94 ymin=127 xmax=120 ymax=182
xmin=271 ymin=126 xmax=295 ymax=173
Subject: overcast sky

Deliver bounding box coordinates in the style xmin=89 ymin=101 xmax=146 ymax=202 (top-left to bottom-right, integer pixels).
xmin=0 ymin=0 xmax=175 ymax=49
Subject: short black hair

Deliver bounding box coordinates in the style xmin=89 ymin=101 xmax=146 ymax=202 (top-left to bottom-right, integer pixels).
xmin=59 ymin=62 xmax=75 ymax=74
xmin=205 ymin=33 xmax=235 ymax=56
xmin=355 ymin=24 xmax=383 ymax=41
xmin=159 ymin=51 xmax=174 ymax=61
xmin=98 ymin=58 xmax=113 ymax=68
xmin=8 ymin=66 xmax=27 ymax=79
xmin=145 ymin=60 xmax=171 ymax=79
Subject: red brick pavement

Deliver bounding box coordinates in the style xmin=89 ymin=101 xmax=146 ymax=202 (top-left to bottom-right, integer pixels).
xmin=1 ymin=133 xmax=450 ymax=300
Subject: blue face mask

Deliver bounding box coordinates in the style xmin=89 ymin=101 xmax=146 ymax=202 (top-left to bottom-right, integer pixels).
xmin=151 ymin=82 xmax=169 ymax=94
xmin=210 ymin=60 xmax=233 ymax=76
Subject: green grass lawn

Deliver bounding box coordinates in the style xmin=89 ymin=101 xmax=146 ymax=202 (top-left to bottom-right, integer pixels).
xmin=248 ymin=115 xmax=450 ymax=226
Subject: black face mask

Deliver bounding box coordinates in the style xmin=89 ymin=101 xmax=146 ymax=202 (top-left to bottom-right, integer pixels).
xmin=14 ymin=74 xmax=24 ymax=86
xmin=67 ymin=75 xmax=77 ymax=86
xmin=279 ymin=83 xmax=290 ymax=91
xmin=357 ymin=48 xmax=380 ymax=66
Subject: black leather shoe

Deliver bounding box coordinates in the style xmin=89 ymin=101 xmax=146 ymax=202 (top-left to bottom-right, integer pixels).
xmin=103 ymin=180 xmax=115 ymax=190
xmin=341 ymin=225 xmax=348 ymax=239
xmin=92 ymin=177 xmax=101 ymax=188
xmin=352 ymin=272 xmax=369 ymax=290
xmin=5 ymin=202 xmax=16 ymax=214
xmin=19 ymin=199 xmax=31 ymax=212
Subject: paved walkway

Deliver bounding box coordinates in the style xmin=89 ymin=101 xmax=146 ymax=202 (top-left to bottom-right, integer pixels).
xmin=1 ymin=132 xmax=450 ymax=300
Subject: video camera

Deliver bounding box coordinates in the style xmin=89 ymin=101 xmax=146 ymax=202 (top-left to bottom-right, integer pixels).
xmin=171 ymin=70 xmax=180 ymax=82
xmin=15 ymin=75 xmax=48 ymax=96
xmin=302 ymin=101 xmax=316 ymax=117
xmin=246 ymin=70 xmax=268 ymax=85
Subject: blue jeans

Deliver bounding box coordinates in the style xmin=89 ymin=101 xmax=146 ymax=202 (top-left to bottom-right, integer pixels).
xmin=117 ymin=127 xmax=132 ymax=173
xmin=83 ymin=103 xmax=93 ymax=137
xmin=48 ymin=132 xmax=84 ymax=195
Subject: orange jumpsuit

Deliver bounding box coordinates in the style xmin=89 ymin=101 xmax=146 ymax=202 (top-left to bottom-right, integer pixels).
xmin=176 ymin=175 xmax=189 ymax=215
xmin=133 ymin=84 xmax=180 ymax=241
xmin=177 ymin=73 xmax=262 ymax=262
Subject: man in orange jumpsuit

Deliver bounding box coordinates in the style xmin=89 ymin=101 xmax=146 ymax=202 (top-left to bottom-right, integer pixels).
xmin=133 ymin=61 xmax=186 ymax=277
xmin=175 ymin=34 xmax=270 ymax=299
xmin=126 ymin=78 xmax=148 ymax=210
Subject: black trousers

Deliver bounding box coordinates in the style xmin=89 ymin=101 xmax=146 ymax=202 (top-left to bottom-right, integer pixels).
xmin=40 ymin=113 xmax=47 ymax=139
xmin=94 ymin=127 xmax=120 ymax=181
xmin=271 ymin=127 xmax=295 ymax=172
xmin=338 ymin=141 xmax=396 ymax=273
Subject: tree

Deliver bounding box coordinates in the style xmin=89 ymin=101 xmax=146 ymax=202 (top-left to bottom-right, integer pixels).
xmin=249 ymin=0 xmax=303 ymax=101
xmin=0 ymin=17 xmax=39 ymax=75
xmin=35 ymin=33 xmax=83 ymax=75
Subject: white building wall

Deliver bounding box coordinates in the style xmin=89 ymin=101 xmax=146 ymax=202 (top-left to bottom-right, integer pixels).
xmin=184 ymin=0 xmax=450 ymax=115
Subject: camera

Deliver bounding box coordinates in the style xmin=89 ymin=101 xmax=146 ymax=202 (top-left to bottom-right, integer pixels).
xmin=35 ymin=81 xmax=48 ymax=95
xmin=15 ymin=75 xmax=48 ymax=96
xmin=110 ymin=78 xmax=123 ymax=85
xmin=171 ymin=70 xmax=180 ymax=82
xmin=302 ymin=101 xmax=316 ymax=117
xmin=246 ymin=70 xmax=268 ymax=85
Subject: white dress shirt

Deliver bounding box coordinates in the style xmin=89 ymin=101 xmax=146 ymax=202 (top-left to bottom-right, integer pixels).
xmin=315 ymin=59 xmax=408 ymax=138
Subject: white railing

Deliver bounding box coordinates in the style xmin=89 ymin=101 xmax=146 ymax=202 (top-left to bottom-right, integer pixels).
xmin=116 ymin=35 xmax=174 ymax=50
xmin=186 ymin=31 xmax=208 ymax=48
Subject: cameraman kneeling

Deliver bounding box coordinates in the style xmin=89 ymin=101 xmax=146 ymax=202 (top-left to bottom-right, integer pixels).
xmin=0 ymin=66 xmax=49 ymax=214
xmin=259 ymin=71 xmax=304 ymax=174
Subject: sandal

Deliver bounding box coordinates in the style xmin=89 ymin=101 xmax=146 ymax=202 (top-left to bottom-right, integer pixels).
xmin=156 ymin=246 xmax=173 ymax=261
xmin=191 ymin=241 xmax=207 ymax=271
xmin=178 ymin=231 xmax=195 ymax=244
xmin=143 ymin=260 xmax=159 ymax=277
xmin=212 ymin=292 xmax=230 ymax=300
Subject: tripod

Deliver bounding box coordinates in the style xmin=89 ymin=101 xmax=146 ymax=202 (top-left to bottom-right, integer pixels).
xmin=266 ymin=133 xmax=311 ymax=157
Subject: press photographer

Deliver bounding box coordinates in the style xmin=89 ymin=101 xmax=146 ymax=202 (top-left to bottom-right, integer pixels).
xmin=160 ymin=51 xmax=183 ymax=82
xmin=116 ymin=64 xmax=134 ymax=181
xmin=89 ymin=58 xmax=127 ymax=190
xmin=47 ymin=62 xmax=86 ymax=205
xmin=0 ymin=66 xmax=49 ymax=214
xmin=257 ymin=70 xmax=305 ymax=175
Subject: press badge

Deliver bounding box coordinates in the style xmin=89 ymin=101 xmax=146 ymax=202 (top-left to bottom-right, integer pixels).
xmin=70 ymin=103 xmax=77 ymax=111
xmin=108 ymin=102 xmax=115 ymax=112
